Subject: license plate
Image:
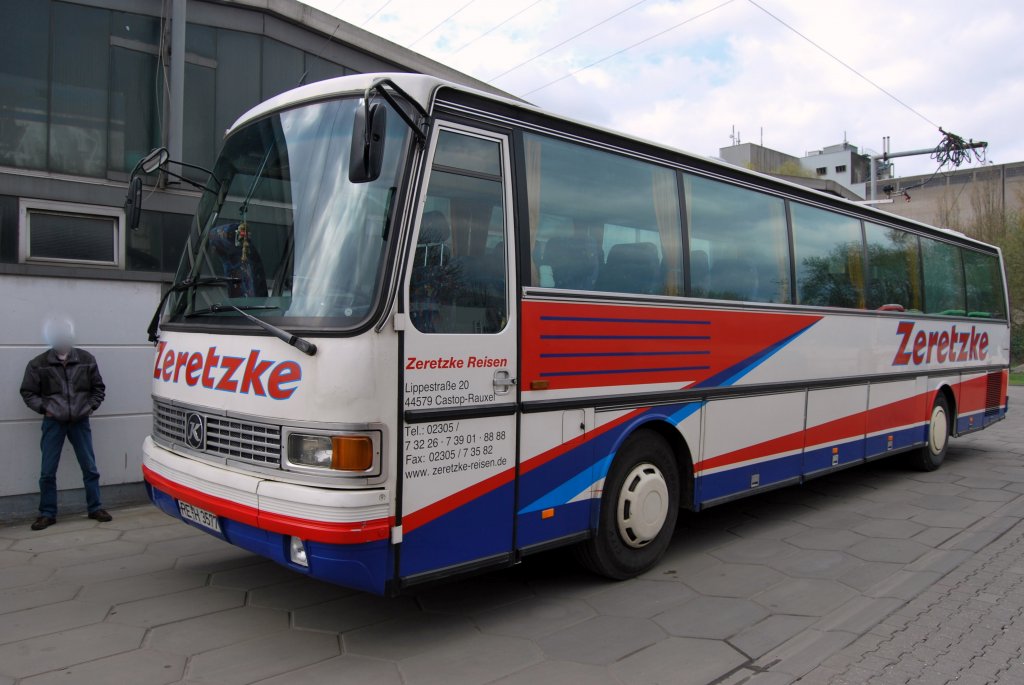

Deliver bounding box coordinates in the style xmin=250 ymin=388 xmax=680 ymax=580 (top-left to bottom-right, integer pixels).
xmin=178 ymin=500 xmax=222 ymax=533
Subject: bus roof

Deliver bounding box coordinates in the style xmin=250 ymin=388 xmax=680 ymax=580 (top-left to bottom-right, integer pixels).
xmin=228 ymin=72 xmax=998 ymax=253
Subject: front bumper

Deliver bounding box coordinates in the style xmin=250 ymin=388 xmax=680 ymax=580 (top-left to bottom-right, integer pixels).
xmin=142 ymin=437 xmax=393 ymax=594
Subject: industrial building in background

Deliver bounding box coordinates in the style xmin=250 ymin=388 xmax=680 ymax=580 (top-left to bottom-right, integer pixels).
xmin=0 ymin=0 xmax=501 ymax=518
xmin=719 ymin=140 xmax=1024 ymax=234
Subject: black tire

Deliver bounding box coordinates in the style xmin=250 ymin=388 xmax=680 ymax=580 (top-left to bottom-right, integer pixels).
xmin=908 ymin=394 xmax=951 ymax=472
xmin=576 ymin=430 xmax=680 ymax=579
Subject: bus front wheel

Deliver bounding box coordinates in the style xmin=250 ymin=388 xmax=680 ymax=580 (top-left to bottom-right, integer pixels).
xmin=576 ymin=430 xmax=680 ymax=580
xmin=909 ymin=394 xmax=951 ymax=472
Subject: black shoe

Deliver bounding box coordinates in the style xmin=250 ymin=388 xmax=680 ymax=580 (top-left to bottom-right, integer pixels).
xmin=88 ymin=509 xmax=112 ymax=523
xmin=31 ymin=516 xmax=56 ymax=530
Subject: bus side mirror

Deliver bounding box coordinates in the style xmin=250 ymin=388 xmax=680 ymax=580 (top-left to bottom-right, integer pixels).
xmin=349 ymin=101 xmax=387 ymax=183
xmin=140 ymin=146 xmax=169 ymax=174
xmin=124 ymin=176 xmax=143 ymax=231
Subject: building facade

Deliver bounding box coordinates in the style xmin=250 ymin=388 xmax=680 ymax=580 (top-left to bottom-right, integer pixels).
xmin=0 ymin=0 xmax=499 ymax=518
xmin=719 ymin=140 xmax=891 ymax=199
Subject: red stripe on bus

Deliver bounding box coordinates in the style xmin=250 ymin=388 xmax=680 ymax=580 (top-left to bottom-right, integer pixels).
xmin=142 ymin=465 xmax=391 ymax=544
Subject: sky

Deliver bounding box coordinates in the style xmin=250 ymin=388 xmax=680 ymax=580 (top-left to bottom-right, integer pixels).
xmin=304 ymin=0 xmax=1024 ymax=177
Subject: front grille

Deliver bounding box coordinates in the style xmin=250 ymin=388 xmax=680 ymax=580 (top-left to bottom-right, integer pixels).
xmin=153 ymin=400 xmax=282 ymax=466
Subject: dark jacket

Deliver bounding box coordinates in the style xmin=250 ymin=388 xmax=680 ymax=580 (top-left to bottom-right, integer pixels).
xmin=20 ymin=348 xmax=106 ymax=423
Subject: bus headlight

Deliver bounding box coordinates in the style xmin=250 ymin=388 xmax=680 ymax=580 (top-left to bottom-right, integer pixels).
xmin=286 ymin=433 xmax=375 ymax=472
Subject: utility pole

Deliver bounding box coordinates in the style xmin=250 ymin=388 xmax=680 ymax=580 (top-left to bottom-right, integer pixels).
xmin=869 ymin=137 xmax=987 ymax=203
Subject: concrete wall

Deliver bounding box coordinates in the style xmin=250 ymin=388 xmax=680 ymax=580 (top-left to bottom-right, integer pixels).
xmin=0 ymin=274 xmax=159 ymax=503
xmin=877 ymin=164 xmax=1024 ymax=231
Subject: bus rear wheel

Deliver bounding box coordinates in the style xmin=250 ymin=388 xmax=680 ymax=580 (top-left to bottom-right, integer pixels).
xmin=576 ymin=430 xmax=679 ymax=580
xmin=908 ymin=394 xmax=951 ymax=472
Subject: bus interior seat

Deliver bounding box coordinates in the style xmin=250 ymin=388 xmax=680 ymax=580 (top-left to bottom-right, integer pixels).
xmin=599 ymin=242 xmax=661 ymax=294
xmin=416 ymin=210 xmax=451 ymax=266
xmin=710 ymin=258 xmax=759 ymax=301
xmin=690 ymin=249 xmax=710 ymax=296
xmin=543 ymin=235 xmax=601 ymax=290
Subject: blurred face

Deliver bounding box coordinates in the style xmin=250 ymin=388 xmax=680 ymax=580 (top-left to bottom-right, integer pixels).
xmin=44 ymin=318 xmax=75 ymax=355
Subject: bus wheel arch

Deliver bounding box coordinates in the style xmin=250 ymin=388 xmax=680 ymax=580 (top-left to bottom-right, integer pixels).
xmin=908 ymin=389 xmax=953 ymax=472
xmin=576 ymin=423 xmax=688 ymax=579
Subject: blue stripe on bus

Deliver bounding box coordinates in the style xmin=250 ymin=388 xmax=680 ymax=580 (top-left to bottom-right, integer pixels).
xmin=517 ymin=323 xmax=818 ymax=553
xmin=803 ymin=437 xmax=868 ymax=473
xmin=147 ymin=483 xmax=391 ymax=594
xmin=520 ymin=453 xmax=614 ymax=515
xmin=865 ymin=424 xmax=927 ymax=457
xmin=517 ymin=499 xmax=593 ymax=549
xmin=539 ymin=316 xmax=711 ymax=325
xmin=540 ymin=351 xmax=711 ymax=358
xmin=540 ymin=334 xmax=711 ymax=340
xmin=541 ymin=366 xmax=711 ymax=377
xmin=401 ymin=481 xmax=514 ymax=577
xmin=693 ymin=322 xmax=818 ymax=389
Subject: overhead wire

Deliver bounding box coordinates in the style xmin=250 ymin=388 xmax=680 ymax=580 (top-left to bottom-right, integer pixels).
xmin=486 ymin=0 xmax=649 ymax=82
xmin=745 ymin=0 xmax=940 ymax=130
xmin=520 ymin=0 xmax=736 ymax=97
xmin=410 ymin=0 xmax=477 ymax=48
xmin=362 ymin=0 xmax=394 ymax=26
xmin=452 ymin=0 xmax=545 ymax=54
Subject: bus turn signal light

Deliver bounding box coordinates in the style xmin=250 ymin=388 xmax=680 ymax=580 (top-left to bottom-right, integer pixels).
xmin=332 ymin=436 xmax=373 ymax=471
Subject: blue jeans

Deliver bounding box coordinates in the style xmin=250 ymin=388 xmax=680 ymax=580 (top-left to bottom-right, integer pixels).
xmin=39 ymin=417 xmax=102 ymax=518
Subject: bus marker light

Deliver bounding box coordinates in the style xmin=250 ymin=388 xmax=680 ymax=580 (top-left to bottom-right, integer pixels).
xmin=542 ymin=508 xmax=555 ymax=519
xmin=289 ymin=536 xmax=308 ymax=567
xmin=530 ymin=380 xmax=550 ymax=390
xmin=332 ymin=436 xmax=373 ymax=471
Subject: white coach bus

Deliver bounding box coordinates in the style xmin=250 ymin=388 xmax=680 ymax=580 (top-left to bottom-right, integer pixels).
xmin=138 ymin=73 xmax=1010 ymax=595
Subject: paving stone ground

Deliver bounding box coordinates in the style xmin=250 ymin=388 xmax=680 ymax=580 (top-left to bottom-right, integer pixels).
xmin=794 ymin=518 xmax=1024 ymax=685
xmin=0 ymin=387 xmax=1021 ymax=685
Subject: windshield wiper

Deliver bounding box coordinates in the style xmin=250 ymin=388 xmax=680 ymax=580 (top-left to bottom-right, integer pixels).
xmin=147 ymin=276 xmax=241 ymax=343
xmin=189 ymin=303 xmax=318 ymax=357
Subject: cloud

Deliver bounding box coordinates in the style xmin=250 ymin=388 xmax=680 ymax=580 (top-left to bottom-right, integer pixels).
xmin=307 ymin=0 xmax=1024 ymax=175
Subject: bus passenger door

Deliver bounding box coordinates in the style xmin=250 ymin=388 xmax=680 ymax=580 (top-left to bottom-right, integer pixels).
xmin=397 ymin=124 xmax=518 ymax=582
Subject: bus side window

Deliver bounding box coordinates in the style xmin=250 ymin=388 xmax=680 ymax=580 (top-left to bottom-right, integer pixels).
xmin=791 ymin=202 xmax=866 ymax=309
xmin=920 ymin=236 xmax=966 ymax=316
xmin=683 ymin=173 xmax=791 ymax=304
xmin=962 ymin=248 xmax=1006 ymax=319
xmin=864 ymin=222 xmax=922 ymax=311
xmin=523 ymin=133 xmax=683 ymax=297
xmin=409 ymin=130 xmax=507 ymax=334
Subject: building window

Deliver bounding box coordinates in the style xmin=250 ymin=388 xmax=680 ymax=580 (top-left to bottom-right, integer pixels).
xmin=19 ymin=199 xmax=124 ymax=268
xmin=835 ymin=164 xmax=847 ymax=173
xmin=815 ymin=167 xmax=827 ymax=176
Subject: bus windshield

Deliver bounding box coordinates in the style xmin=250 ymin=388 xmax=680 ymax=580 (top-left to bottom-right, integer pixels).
xmin=166 ymin=96 xmax=410 ymax=331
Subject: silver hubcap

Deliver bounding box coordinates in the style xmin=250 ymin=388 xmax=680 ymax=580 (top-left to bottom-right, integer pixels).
xmin=929 ymin=405 xmax=949 ymax=455
xmin=617 ymin=462 xmax=669 ymax=549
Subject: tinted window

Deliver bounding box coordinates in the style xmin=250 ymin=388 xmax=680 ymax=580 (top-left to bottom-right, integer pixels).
xmin=864 ymin=222 xmax=922 ymax=311
xmin=410 ymin=131 xmax=507 ymax=334
xmin=215 ymin=29 xmax=263 ymax=147
xmin=262 ymin=38 xmax=304 ymax=100
xmin=524 ymin=134 xmax=683 ymax=296
xmin=183 ymin=63 xmax=216 ymax=179
xmin=921 ymin=237 xmax=966 ymax=315
xmin=49 ymin=2 xmax=109 ymax=176
xmin=791 ymin=203 xmax=865 ymax=308
xmin=28 ymin=212 xmax=116 ymax=264
xmin=109 ymin=46 xmax=161 ymax=173
xmin=684 ymin=174 xmax=791 ymax=303
xmin=129 ymin=211 xmax=191 ymax=272
xmin=0 ymin=0 xmax=49 ymax=170
xmin=962 ymin=249 xmax=1006 ymax=318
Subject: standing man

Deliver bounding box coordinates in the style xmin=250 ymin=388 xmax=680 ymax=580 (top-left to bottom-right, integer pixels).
xmin=19 ymin=319 xmax=112 ymax=530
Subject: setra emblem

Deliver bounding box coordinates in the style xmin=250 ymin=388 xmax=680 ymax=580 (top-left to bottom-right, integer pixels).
xmin=185 ymin=412 xmax=206 ymax=450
